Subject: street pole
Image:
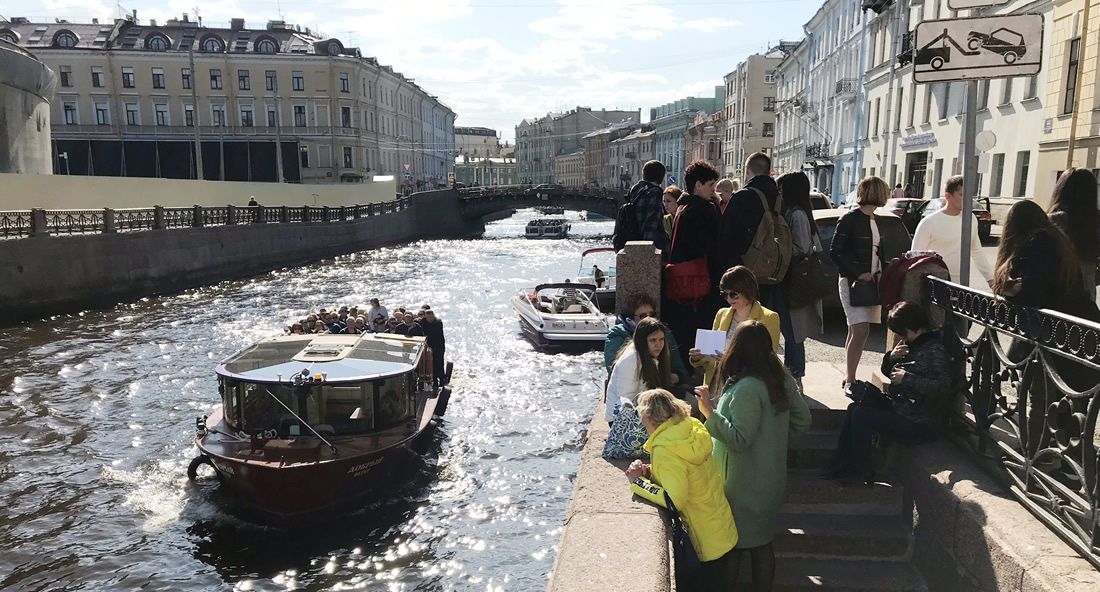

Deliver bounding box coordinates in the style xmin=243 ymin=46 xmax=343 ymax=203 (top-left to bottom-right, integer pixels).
xmin=188 ymin=49 xmax=204 ymax=180
xmin=960 ymin=79 xmax=977 ymax=287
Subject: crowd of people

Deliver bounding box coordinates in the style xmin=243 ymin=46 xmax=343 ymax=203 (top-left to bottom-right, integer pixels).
xmin=606 ymin=154 xmax=1100 ymax=590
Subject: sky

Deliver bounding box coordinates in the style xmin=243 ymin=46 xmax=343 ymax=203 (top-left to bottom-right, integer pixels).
xmin=3 ymin=0 xmax=826 ymax=142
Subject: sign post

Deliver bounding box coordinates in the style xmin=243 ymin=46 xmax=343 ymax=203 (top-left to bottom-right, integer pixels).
xmin=912 ymin=11 xmax=1043 ymax=287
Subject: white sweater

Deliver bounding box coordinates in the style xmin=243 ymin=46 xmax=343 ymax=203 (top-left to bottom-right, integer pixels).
xmin=911 ymin=210 xmax=994 ymax=289
xmin=604 ymin=348 xmax=644 ymax=422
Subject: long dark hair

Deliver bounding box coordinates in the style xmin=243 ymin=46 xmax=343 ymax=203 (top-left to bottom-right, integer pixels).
xmin=777 ymin=172 xmax=819 ymax=236
xmin=715 ymin=320 xmax=790 ymax=413
xmin=993 ymin=200 xmax=1082 ymax=296
xmin=618 ymin=317 xmax=673 ymax=390
xmin=1048 ymin=168 xmax=1098 ymax=260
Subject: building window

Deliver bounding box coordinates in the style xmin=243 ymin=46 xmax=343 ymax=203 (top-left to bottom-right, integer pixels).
xmin=328 ymin=41 xmax=341 ymax=55
xmin=990 ymin=153 xmax=1005 ymax=197
xmin=201 ymin=36 xmax=224 ymax=52
xmin=121 ymin=67 xmax=135 ymax=88
xmin=146 ymin=35 xmax=169 ymax=51
xmin=764 ymin=70 xmax=776 ymax=83
xmin=922 ymin=84 xmax=932 ymax=123
xmin=1000 ymin=78 xmax=1013 ymax=105
xmin=238 ymin=69 xmax=251 ymax=91
xmin=294 ymin=105 xmax=306 ymax=127
xmin=267 ymin=107 xmax=277 ymax=127
xmin=125 ymin=103 xmax=139 ymax=125
xmin=300 ymin=146 xmax=310 ymax=168
xmin=256 ymin=38 xmax=277 ymax=54
xmin=53 ymin=31 xmax=77 ymax=48
xmin=95 ymin=103 xmax=109 ymax=125
xmin=340 ymin=73 xmax=350 ymax=93
xmin=292 ymin=71 xmax=304 ymax=91
xmin=341 ymin=106 xmax=352 ymax=128
xmin=155 ymin=103 xmax=169 ymax=126
xmin=57 ymin=65 xmax=73 ymax=87
xmin=1025 ymin=75 xmax=1039 ymax=99
xmin=265 ymin=70 xmax=277 ymax=91
xmin=212 ymin=107 xmax=226 ymax=127
xmin=181 ymin=68 xmax=192 ymax=89
xmin=873 ymin=98 xmax=881 ymax=136
xmin=762 ymin=122 xmax=774 ymax=137
xmin=763 ymin=97 xmax=776 ymax=111
xmin=1063 ymin=38 xmax=1081 ymax=114
xmin=63 ymin=102 xmax=77 ymax=125
xmin=210 ymin=69 xmax=222 ymax=90
xmin=151 ymin=67 xmax=165 ymax=89
xmin=184 ymin=105 xmax=195 ymax=127
xmin=977 ymin=80 xmax=989 ymax=109
xmin=91 ymin=66 xmax=104 ymax=88
xmin=895 ymin=88 xmax=904 ymax=130
xmin=343 ymin=146 xmax=353 ymax=168
xmin=1014 ymin=151 xmax=1030 ymax=197
xmin=240 ymin=107 xmax=254 ymax=127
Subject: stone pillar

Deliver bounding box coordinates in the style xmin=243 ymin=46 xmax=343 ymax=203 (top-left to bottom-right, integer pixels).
xmin=322 ymin=206 xmax=330 ymax=222
xmin=255 ymin=205 xmax=266 ymax=223
xmin=103 ymin=208 xmax=116 ymax=233
xmin=616 ymin=241 xmax=662 ymax=316
xmin=153 ymin=206 xmax=165 ymax=230
xmin=279 ymin=206 xmax=289 ymax=224
xmin=192 ymin=205 xmax=203 ymax=228
xmin=302 ymin=205 xmax=311 ymax=223
xmin=29 ymin=208 xmax=48 ymax=237
xmin=226 ymin=205 xmax=237 ymax=225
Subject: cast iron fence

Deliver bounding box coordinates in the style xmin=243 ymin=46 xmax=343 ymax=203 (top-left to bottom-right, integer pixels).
xmin=929 ymin=277 xmax=1100 ymax=568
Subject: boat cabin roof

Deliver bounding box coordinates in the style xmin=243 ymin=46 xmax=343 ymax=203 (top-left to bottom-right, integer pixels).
xmin=216 ymin=333 xmax=424 ymax=384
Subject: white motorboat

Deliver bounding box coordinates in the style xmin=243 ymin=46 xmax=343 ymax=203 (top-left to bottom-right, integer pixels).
xmin=524 ymin=218 xmax=571 ymax=239
xmin=511 ymin=282 xmax=612 ymax=347
xmin=574 ymin=247 xmax=617 ymax=313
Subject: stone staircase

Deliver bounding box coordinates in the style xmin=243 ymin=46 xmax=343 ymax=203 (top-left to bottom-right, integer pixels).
xmin=763 ymin=396 xmax=928 ymax=592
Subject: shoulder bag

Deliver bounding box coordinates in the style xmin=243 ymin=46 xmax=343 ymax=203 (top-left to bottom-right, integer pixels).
xmin=784 ymin=217 xmax=831 ymax=309
xmin=664 ymin=204 xmax=711 ymax=304
xmin=664 ymin=491 xmax=702 ymax=581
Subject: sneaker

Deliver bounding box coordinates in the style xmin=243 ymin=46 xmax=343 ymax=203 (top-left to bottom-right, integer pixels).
xmin=795 ymin=377 xmax=804 ymax=395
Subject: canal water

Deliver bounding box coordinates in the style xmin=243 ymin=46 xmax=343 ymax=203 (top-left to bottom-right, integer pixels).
xmin=0 ymin=211 xmax=614 ymax=592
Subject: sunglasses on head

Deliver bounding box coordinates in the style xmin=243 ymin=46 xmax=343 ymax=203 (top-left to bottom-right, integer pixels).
xmin=720 ymin=290 xmax=742 ymax=300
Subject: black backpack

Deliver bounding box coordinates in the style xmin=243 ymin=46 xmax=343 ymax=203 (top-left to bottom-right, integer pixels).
xmin=612 ymin=196 xmax=642 ymax=252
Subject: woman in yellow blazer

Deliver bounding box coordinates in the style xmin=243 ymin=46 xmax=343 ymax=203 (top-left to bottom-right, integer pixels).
xmin=689 ymin=266 xmax=781 ymax=388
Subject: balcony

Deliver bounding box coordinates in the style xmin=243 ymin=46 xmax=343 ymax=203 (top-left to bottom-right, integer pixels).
xmin=834 ymin=79 xmax=857 ymax=97
xmin=897 ymin=31 xmax=914 ymax=66
xmin=805 ymin=143 xmax=831 ymax=158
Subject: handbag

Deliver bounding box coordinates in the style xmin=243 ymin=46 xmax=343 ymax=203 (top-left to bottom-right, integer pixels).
xmin=848 ymin=278 xmax=880 ymax=307
xmin=785 ymin=235 xmax=831 ymax=309
xmin=846 ymin=379 xmax=893 ymax=410
xmin=664 ymin=205 xmax=711 ymax=304
xmin=602 ymin=402 xmax=649 ymax=459
xmin=664 ymin=491 xmax=702 ymax=579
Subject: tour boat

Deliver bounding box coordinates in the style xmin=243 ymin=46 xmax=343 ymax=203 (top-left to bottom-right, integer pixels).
xmin=188 ymin=332 xmax=452 ymax=522
xmin=524 ymin=218 xmax=571 ymax=239
xmin=574 ymin=247 xmax=617 ymax=313
xmin=511 ymin=282 xmax=612 ymax=347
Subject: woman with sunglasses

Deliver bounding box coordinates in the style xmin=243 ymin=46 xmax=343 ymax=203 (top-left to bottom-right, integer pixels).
xmin=689 ymin=266 xmax=780 ymax=389
xmin=603 ymin=294 xmax=690 ymax=387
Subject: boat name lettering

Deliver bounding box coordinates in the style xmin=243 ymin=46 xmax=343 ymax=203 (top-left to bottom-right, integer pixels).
xmin=347 ymin=457 xmax=384 ymax=476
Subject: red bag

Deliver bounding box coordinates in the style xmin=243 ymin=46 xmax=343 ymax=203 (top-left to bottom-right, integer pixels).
xmin=664 ymin=205 xmax=710 ymax=304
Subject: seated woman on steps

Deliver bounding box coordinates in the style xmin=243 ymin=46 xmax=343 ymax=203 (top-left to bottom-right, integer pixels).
xmin=828 ymin=301 xmax=957 ymax=484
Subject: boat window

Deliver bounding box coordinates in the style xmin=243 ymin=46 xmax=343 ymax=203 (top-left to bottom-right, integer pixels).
xmin=221 ymin=380 xmax=241 ymax=428
xmin=305 ymin=385 xmax=375 ymax=435
xmin=239 ymin=383 xmax=292 ymax=434
xmin=375 ymin=373 xmax=415 ymax=427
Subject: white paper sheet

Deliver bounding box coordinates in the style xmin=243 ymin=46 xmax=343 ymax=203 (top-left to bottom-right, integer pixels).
xmin=694 ymin=329 xmax=727 ymax=357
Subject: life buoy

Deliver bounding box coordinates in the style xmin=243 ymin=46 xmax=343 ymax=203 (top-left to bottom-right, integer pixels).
xmin=187 ymin=455 xmax=222 ymax=483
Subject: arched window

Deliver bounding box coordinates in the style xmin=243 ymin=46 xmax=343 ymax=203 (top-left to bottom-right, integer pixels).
xmin=146 ymin=34 xmax=170 ymax=51
xmin=0 ymin=30 xmax=18 ymax=44
xmin=255 ymin=38 xmax=277 ymax=54
xmin=201 ymin=36 xmax=224 ymax=52
xmin=53 ymin=31 xmax=78 ymax=48
xmin=327 ymin=41 xmax=341 ymax=55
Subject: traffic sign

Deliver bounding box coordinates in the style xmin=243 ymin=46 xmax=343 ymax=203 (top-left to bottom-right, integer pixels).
xmin=667 ymin=176 xmax=678 ymax=185
xmin=403 ymin=172 xmax=413 ymax=181
xmin=948 ymin=0 xmax=1010 ymax=9
xmin=913 ymin=14 xmax=1043 ymax=83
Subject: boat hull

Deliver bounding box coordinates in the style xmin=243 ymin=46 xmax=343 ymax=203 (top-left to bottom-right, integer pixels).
xmin=511 ymin=294 xmax=609 ymax=348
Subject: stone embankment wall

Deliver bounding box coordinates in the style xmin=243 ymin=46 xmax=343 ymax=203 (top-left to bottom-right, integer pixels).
xmin=0 ymin=42 xmax=57 ymax=174
xmin=0 ymin=190 xmax=483 ymax=324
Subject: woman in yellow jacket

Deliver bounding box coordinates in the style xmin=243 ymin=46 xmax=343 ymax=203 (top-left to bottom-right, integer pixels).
xmin=689 ymin=266 xmax=781 ymax=388
xmin=626 ymin=388 xmax=738 ymax=590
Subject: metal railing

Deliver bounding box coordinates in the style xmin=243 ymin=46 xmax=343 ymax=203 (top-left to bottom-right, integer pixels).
xmin=835 ymin=78 xmax=857 ymax=96
xmin=929 ymin=277 xmax=1100 ymax=568
xmin=898 ymin=31 xmax=914 ymax=66
xmin=0 ymin=196 xmax=414 ymax=239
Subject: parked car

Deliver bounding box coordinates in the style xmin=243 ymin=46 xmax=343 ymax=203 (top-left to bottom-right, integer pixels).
xmin=916 ymin=197 xmax=995 ymax=243
xmin=885 ymin=198 xmax=929 ymax=234
xmin=810 ymin=192 xmax=835 ymax=210
xmin=813 ymin=208 xmax=913 ymax=309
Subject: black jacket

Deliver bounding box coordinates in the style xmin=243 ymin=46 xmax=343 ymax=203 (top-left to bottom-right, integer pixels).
xmin=422 ymin=318 xmax=445 ymax=350
xmin=669 ymin=193 xmax=719 ymax=269
xmin=880 ymin=330 xmax=953 ymax=423
xmin=628 ymin=180 xmax=669 ymax=254
xmin=829 ymin=209 xmax=885 ymax=280
xmin=716 ymin=175 xmax=779 ymax=273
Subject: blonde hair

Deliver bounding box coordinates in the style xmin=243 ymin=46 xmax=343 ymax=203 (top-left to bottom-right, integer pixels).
xmin=663 ymin=184 xmax=683 ymax=199
xmin=716 ymin=178 xmax=736 ymax=193
xmin=636 ymin=388 xmax=691 ymax=427
xmin=857 ymin=176 xmax=890 ymax=207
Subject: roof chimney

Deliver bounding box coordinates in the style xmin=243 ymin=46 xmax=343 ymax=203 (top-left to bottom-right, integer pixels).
xmin=92 ymin=18 xmax=99 ymax=24
xmin=182 ymin=13 xmax=189 ymax=22
xmin=150 ymin=19 xmax=157 ymax=27
xmin=231 ymin=18 xmax=244 ymax=31
xmin=132 ymin=9 xmax=137 ymax=21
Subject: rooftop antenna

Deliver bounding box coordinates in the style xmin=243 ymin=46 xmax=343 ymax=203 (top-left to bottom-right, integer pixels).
xmin=192 ymin=5 xmax=202 ymax=26
xmin=276 ymin=0 xmax=284 ymax=21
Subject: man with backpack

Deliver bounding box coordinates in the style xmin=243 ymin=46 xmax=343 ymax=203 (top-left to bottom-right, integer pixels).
xmin=613 ymin=160 xmax=669 ymax=257
xmin=716 ymin=153 xmax=791 ymax=292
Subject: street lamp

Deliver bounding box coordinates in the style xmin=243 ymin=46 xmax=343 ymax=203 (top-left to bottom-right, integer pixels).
xmin=58 ymin=151 xmax=70 ymax=175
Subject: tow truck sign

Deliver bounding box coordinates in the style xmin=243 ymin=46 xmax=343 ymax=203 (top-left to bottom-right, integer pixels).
xmin=913 ymin=14 xmax=1043 ymax=83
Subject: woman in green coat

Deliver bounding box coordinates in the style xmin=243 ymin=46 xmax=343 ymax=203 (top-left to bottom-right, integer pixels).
xmin=696 ymin=320 xmax=812 ymax=591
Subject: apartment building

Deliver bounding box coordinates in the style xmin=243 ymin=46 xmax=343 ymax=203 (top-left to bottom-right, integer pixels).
xmin=553 ymin=150 xmax=585 ymax=187
xmin=453 ymin=155 xmax=516 ymax=186
xmin=650 ymin=88 xmax=725 ymax=183
xmin=722 ymin=47 xmax=791 ymax=178
xmin=455 ymin=126 xmax=500 ymax=159
xmin=1036 ymin=0 xmax=1100 ymax=205
xmin=608 ymin=128 xmax=655 ymax=190
xmin=515 ymin=107 xmax=640 ymax=184
xmin=684 ymin=111 xmax=724 ymax=172
xmin=774 ymin=40 xmax=811 ymax=177
xmin=1 ymin=14 xmax=455 ymax=186
xmin=582 ymin=122 xmax=634 ymax=188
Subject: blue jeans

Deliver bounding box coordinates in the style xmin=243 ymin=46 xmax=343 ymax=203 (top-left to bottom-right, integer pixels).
xmin=761 ymin=285 xmax=806 ymax=378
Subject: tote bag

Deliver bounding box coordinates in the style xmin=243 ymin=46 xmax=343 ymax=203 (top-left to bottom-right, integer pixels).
xmin=664 ymin=205 xmax=710 ymax=304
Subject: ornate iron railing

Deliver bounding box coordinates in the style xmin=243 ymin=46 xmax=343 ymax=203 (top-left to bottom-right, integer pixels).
xmin=929 ymin=277 xmax=1100 ymax=568
xmin=0 ymin=195 xmax=416 ymax=239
